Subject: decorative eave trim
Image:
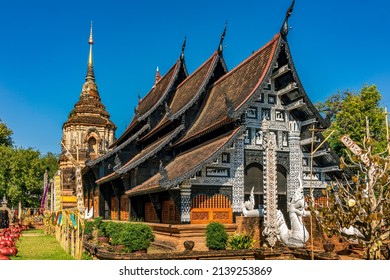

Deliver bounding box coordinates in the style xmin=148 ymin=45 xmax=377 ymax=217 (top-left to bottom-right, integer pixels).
xmin=169 ymin=52 xmax=221 ymax=120
xmin=111 ymin=119 xmax=139 ymax=148
xmin=87 ymin=123 xmax=150 ymax=167
xmin=126 ymin=126 xmax=243 ymax=197
xmin=95 ymin=171 xmax=120 ymax=185
xmin=137 ymin=59 xmax=183 ymax=122
xmin=233 ymin=34 xmax=281 ymax=118
xmin=173 ymin=117 xmax=234 ymax=148
xmin=117 ymin=124 xmax=185 ymax=175
xmin=162 ymin=126 xmax=244 ymax=189
xmin=140 ymin=53 xmax=223 ymax=142
xmin=281 ymin=37 xmax=327 ymax=128
xmin=126 ymin=185 xmax=162 ymax=197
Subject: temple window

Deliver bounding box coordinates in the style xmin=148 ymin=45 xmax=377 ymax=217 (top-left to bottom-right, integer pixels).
xmin=261 ymin=109 xmax=270 ymax=120
xmin=246 ymin=107 xmax=258 ymax=119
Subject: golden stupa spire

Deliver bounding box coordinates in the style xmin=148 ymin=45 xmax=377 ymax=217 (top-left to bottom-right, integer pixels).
xmin=86 ymin=21 xmax=95 ymax=81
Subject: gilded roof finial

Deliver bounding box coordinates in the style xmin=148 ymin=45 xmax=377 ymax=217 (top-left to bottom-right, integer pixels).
xmin=155 ymin=66 xmax=161 ymax=85
xmin=218 ymin=21 xmax=228 ymax=54
xmin=86 ymin=21 xmax=95 ymax=81
xmin=280 ymin=0 xmax=295 ymax=38
xmin=180 ymin=35 xmax=186 ymax=60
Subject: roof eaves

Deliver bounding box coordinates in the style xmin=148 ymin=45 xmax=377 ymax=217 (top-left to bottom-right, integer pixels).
xmin=137 ymin=59 xmax=182 ymax=122
xmin=87 ymin=123 xmax=150 ymax=167
xmin=116 ymin=124 xmax=184 ymax=174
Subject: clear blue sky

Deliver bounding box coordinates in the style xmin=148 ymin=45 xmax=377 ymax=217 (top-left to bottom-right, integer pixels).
xmin=1 ymin=0 xmax=389 ymax=155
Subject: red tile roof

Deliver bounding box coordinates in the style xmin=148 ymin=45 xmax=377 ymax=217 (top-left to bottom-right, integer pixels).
xmin=126 ymin=127 xmax=242 ymax=196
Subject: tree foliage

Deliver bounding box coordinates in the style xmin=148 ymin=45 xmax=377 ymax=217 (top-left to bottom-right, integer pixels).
xmin=0 ymin=119 xmax=13 ymax=147
xmin=0 ymin=120 xmax=59 ymax=208
xmin=316 ymin=85 xmax=388 ymax=157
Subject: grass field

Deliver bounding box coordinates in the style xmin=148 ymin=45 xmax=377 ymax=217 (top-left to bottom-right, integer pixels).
xmin=10 ymin=229 xmax=74 ymax=260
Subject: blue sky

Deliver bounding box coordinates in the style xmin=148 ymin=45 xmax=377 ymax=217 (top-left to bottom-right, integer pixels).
xmin=0 ymin=0 xmax=389 ymax=155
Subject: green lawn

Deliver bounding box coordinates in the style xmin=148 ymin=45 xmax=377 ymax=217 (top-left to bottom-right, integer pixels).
xmin=10 ymin=229 xmax=74 ymax=260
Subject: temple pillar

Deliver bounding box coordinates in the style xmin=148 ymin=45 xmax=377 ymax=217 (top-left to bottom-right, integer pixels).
xmin=288 ymin=120 xmax=303 ymax=202
xmin=262 ymin=121 xmax=279 ymax=247
xmin=180 ymin=183 xmax=191 ymax=223
xmin=231 ymin=136 xmax=245 ymax=213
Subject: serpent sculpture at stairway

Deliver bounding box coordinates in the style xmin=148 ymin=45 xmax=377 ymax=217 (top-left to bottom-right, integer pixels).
xmin=276 ymin=177 xmax=310 ymax=248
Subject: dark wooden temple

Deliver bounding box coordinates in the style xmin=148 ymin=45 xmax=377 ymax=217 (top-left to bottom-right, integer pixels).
xmin=82 ymin=5 xmax=341 ymax=225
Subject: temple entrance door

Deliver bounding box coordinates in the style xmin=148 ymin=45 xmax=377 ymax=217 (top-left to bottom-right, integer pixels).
xmin=277 ymin=165 xmax=289 ymax=227
xmin=120 ymin=195 xmax=129 ymax=221
xmin=110 ymin=196 xmax=118 ymax=220
xmin=244 ymin=163 xmax=264 ymax=210
xmin=190 ymin=194 xmax=232 ymax=224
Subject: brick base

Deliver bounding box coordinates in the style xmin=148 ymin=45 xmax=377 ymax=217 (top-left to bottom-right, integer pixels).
xmin=149 ymin=223 xmax=237 ymax=251
xmin=235 ymin=216 xmax=262 ymax=248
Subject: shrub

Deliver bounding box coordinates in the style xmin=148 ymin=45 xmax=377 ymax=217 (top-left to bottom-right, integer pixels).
xmin=84 ymin=221 xmax=94 ymax=238
xmin=93 ymin=217 xmax=107 ymax=237
xmin=105 ymin=222 xmax=122 ymax=238
xmin=106 ymin=222 xmax=126 ymax=246
xmin=206 ymin=222 xmax=228 ymax=250
xmin=227 ymin=231 xmax=255 ymax=250
xmin=121 ymin=223 xmax=154 ymax=252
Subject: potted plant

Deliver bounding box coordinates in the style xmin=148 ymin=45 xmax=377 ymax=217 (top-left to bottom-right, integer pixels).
xmin=206 ymin=222 xmax=228 ymax=250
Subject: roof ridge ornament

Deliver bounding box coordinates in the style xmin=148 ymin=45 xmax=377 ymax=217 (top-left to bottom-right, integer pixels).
xmin=180 ymin=35 xmax=186 ymax=60
xmin=280 ymin=0 xmax=295 ymax=38
xmin=155 ymin=66 xmax=161 ymax=84
xmin=218 ymin=21 xmax=228 ymax=54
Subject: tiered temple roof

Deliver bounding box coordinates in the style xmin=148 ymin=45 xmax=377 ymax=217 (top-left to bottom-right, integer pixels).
xmin=86 ymin=3 xmax=341 ymax=195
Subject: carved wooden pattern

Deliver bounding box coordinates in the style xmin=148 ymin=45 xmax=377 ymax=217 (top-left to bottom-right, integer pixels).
xmin=263 ymin=130 xmax=279 ymax=247
xmin=231 ymin=137 xmax=244 ymax=212
xmin=191 ymin=211 xmax=209 ymax=221
xmin=190 ymin=194 xmax=233 ymax=224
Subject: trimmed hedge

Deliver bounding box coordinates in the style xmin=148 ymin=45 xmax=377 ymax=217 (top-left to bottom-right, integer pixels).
xmin=206 ymin=222 xmax=228 ymax=250
xmin=89 ymin=218 xmax=154 ymax=252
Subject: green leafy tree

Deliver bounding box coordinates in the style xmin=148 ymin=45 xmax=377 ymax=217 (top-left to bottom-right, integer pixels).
xmin=0 ymin=120 xmax=59 ymax=207
xmin=41 ymin=152 xmax=59 ymax=178
xmin=0 ymin=119 xmax=13 ymax=147
xmin=316 ymin=85 xmax=387 ymax=157
xmin=7 ymin=148 xmax=46 ymax=208
xmin=0 ymin=145 xmax=13 ymax=198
